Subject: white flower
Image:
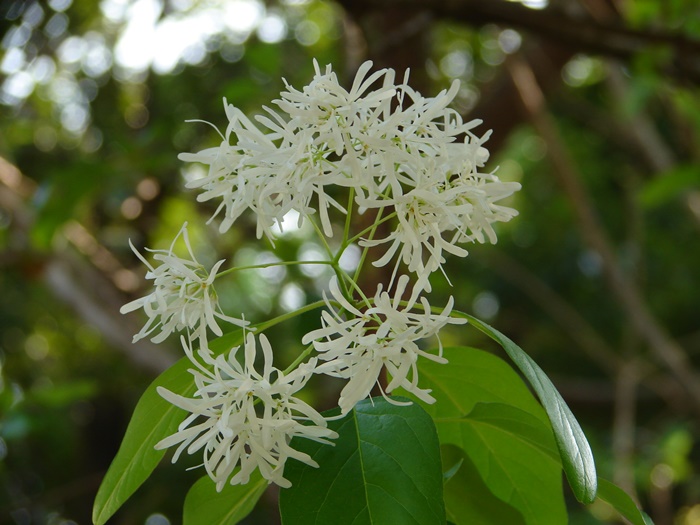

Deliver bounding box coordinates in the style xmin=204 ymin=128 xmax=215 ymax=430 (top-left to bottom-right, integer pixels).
xmin=358 ymin=138 xmax=520 ymax=290
xmin=246 ymin=119 xmax=348 ymax=238
xmin=273 ymin=59 xmax=396 ymax=156
xmin=155 ymin=333 xmax=337 ymax=490
xmin=358 ymin=161 xmax=470 ymax=291
xmin=348 ymin=75 xmax=521 ymax=287
xmin=447 ymin=172 xmax=522 ymax=244
xmin=179 ymin=103 xmax=284 ymax=237
xmin=177 ymin=61 xmax=396 ymax=239
xmin=303 ymin=276 xmax=466 ymax=414
xmin=120 ymin=224 xmax=248 ymax=344
xmin=178 ymin=59 xmax=397 ymax=240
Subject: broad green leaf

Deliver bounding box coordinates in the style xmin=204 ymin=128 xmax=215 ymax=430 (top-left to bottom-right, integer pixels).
xmin=416 ymin=347 xmax=567 ymax=525
xmin=415 ymin=347 xmax=550 ymax=421
xmin=464 ymin=315 xmax=598 ymax=504
xmin=596 ymin=478 xmax=655 ymax=525
xmin=465 ymin=402 xmax=561 ymax=462
xmin=441 ymin=444 xmax=526 ymax=525
xmin=92 ymin=333 xmax=244 ymax=525
xmin=183 ymin=471 xmax=268 ymax=525
xmin=279 ymin=397 xmax=445 ymax=525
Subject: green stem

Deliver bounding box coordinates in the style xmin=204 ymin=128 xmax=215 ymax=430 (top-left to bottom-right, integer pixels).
xmin=333 ymin=267 xmax=354 ymax=304
xmin=352 ymin=205 xmax=389 ymax=283
xmin=282 ymin=344 xmax=316 ymax=375
xmin=308 ymin=215 xmax=335 ymax=261
xmin=345 ymin=210 xmax=397 ymax=248
xmin=216 ymin=259 xmax=333 ymax=279
xmin=341 ymin=187 xmax=355 ymax=254
xmin=341 ymin=271 xmax=373 ymax=308
xmin=251 ymin=299 xmax=328 ymax=334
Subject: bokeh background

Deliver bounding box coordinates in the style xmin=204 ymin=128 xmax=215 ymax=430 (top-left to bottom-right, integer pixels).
xmin=1 ymin=0 xmax=700 ymax=524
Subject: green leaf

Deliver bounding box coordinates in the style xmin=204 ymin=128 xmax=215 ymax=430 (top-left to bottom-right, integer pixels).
xmin=464 ymin=315 xmax=598 ymax=504
xmin=92 ymin=356 xmax=193 ymax=525
xmin=596 ymin=478 xmax=655 ymax=525
xmin=246 ymin=41 xmax=282 ymax=76
xmin=442 ymin=450 xmax=463 ymax=482
xmin=183 ymin=471 xmax=268 ymax=525
xmin=29 ymin=379 xmax=97 ymax=408
xmin=441 ymin=444 xmax=526 ymax=525
xmin=31 ymin=163 xmax=103 ymax=249
xmin=638 ymin=165 xmax=700 ymax=208
xmin=93 ymin=332 xmax=244 ymax=525
xmin=279 ymin=397 xmax=445 ymax=525
xmin=465 ymin=402 xmax=561 ymax=462
xmin=416 ymin=347 xmax=567 ymax=525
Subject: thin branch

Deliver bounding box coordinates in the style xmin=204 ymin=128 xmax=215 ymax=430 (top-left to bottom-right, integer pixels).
xmin=605 ymin=64 xmax=677 ymax=174
xmin=485 ymin=250 xmax=690 ymax=411
xmin=338 ymin=0 xmax=700 ymax=84
xmin=45 ymin=254 xmax=176 ymax=374
xmin=0 ymin=157 xmax=176 ymax=375
xmin=612 ymin=352 xmax=641 ymax=500
xmin=605 ymin=63 xmax=700 ymax=226
xmin=506 ymin=55 xmax=700 ymax=413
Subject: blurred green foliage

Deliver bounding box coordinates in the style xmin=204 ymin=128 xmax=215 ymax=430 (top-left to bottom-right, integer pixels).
xmin=1 ymin=0 xmax=700 ymax=524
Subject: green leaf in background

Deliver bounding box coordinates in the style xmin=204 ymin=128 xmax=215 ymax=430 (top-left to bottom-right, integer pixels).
xmin=416 ymin=346 xmax=567 ymax=525
xmin=183 ymin=471 xmax=268 ymax=525
xmin=30 ymin=162 xmax=103 ymax=249
xmin=464 ymin=315 xmax=598 ymax=504
xmin=246 ymin=41 xmax=282 ymax=76
xmin=92 ymin=332 xmax=244 ymax=525
xmin=29 ymin=379 xmax=97 ymax=408
xmin=638 ymin=165 xmax=700 ymax=208
xmin=596 ymin=478 xmax=655 ymax=525
xmin=441 ymin=444 xmax=526 ymax=525
xmin=279 ymin=397 xmax=445 ymax=525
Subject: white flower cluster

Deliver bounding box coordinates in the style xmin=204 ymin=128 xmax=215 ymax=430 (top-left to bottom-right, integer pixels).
xmin=303 ymin=275 xmax=466 ymax=415
xmin=123 ymin=60 xmax=520 ymax=491
xmin=120 ymin=224 xmax=248 ymax=345
xmin=122 ymin=226 xmax=336 ymax=490
xmin=156 ymin=334 xmax=336 ymax=490
xmin=180 ymin=60 xmax=520 ymax=285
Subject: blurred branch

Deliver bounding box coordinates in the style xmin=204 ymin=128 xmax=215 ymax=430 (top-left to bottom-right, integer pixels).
xmin=488 ymin=249 xmax=620 ymax=373
xmin=612 ymin=143 xmax=643 ymax=500
xmin=554 ymin=70 xmax=700 ymax=229
xmin=612 ymin=352 xmax=641 ymax=500
xmin=605 ymin=64 xmax=677 ymax=173
xmin=0 ymin=156 xmax=35 ymax=198
xmin=45 ymin=253 xmax=176 ymax=374
xmin=553 ymin=92 xmax=665 ymax=170
xmin=343 ymin=5 xmax=433 ymax=90
xmin=0 ymin=156 xmax=175 ymax=375
xmin=605 ymin=63 xmax=700 ymax=226
xmin=506 ymin=56 xmax=700 ymax=413
xmin=488 ymin=250 xmax=689 ymax=410
xmin=338 ymin=0 xmax=700 ymax=84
